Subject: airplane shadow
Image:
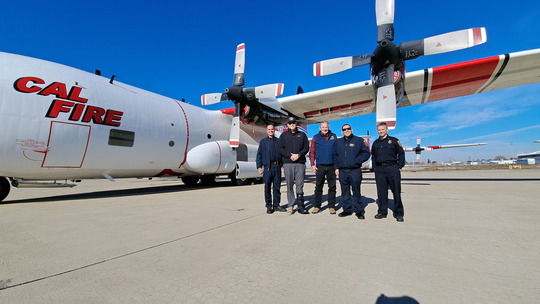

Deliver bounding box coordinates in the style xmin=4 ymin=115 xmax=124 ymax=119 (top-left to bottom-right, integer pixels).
xmin=3 ymin=179 xmax=235 ymax=205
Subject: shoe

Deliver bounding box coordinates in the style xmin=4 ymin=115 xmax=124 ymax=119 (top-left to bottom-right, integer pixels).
xmin=338 ymin=211 xmax=352 ymax=217
xmin=329 ymin=208 xmax=336 ymax=215
xmin=374 ymin=213 xmax=387 ymax=219
xmin=267 ymin=207 xmax=274 ymax=214
xmin=356 ymin=213 xmax=365 ymax=220
xmin=297 ymin=209 xmax=309 ymax=214
xmin=274 ymin=206 xmax=286 ymax=212
xmin=396 ymin=216 xmax=404 ymax=222
xmin=311 ymin=207 xmax=320 ymax=214
xmin=287 ymin=207 xmax=293 ymax=215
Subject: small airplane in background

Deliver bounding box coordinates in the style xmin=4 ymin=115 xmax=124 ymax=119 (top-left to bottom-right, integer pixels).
xmin=1 ymin=0 xmax=540 ymax=203
xmin=404 ymin=138 xmax=487 ymax=163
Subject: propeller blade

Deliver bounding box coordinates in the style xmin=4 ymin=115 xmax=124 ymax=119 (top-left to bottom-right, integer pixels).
xmin=313 ymin=55 xmax=371 ymax=76
xmin=401 ymin=27 xmax=486 ymax=60
xmin=416 ymin=137 xmax=421 ymax=146
xmin=254 ymin=83 xmax=284 ymax=99
xmin=416 ymin=153 xmax=421 ymax=162
xmin=233 ymin=43 xmax=246 ymax=87
xmin=376 ymin=0 xmax=395 ymax=42
xmin=201 ymin=93 xmax=228 ymax=106
xmin=229 ymin=103 xmax=241 ymax=147
xmin=375 ymin=65 xmax=397 ymax=129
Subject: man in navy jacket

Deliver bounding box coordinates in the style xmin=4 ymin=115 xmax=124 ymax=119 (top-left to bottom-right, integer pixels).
xmin=256 ymin=124 xmax=285 ymax=214
xmin=333 ymin=124 xmax=371 ymax=219
xmin=309 ymin=121 xmax=338 ymax=214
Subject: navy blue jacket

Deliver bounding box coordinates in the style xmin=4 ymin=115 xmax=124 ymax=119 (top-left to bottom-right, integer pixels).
xmin=310 ymin=131 xmax=338 ymax=166
xmin=333 ymin=135 xmax=371 ymax=169
xmin=256 ymin=136 xmax=281 ymax=168
xmin=279 ymin=129 xmax=309 ymax=164
xmin=371 ymin=135 xmax=406 ymax=169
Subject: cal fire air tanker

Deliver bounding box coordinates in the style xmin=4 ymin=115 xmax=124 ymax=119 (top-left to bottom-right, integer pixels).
xmin=1 ymin=0 xmax=540 ymax=203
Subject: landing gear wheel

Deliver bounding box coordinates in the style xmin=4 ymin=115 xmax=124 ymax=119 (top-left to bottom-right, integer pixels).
xmin=0 ymin=177 xmax=11 ymax=203
xmin=200 ymin=175 xmax=216 ymax=185
xmin=181 ymin=176 xmax=200 ymax=187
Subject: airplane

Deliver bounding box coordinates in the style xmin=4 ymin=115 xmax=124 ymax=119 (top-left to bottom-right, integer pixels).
xmin=1 ymin=2 xmax=540 ymax=203
xmin=404 ymin=138 xmax=487 ymax=163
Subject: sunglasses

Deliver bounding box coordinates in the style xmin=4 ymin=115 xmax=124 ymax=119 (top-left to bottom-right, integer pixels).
xmin=342 ymin=127 xmax=351 ymax=131
xmin=287 ymin=122 xmax=296 ymax=125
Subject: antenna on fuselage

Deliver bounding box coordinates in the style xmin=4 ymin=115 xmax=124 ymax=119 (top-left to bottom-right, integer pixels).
xmin=109 ymin=75 xmax=116 ymax=84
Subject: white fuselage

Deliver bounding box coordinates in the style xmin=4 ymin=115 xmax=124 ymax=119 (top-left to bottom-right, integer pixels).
xmin=0 ymin=52 xmax=265 ymax=181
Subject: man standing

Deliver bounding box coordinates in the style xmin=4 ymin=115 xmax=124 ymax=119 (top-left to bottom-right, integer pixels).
xmin=333 ymin=124 xmax=371 ymax=219
xmin=279 ymin=117 xmax=310 ymax=215
xmin=371 ymin=122 xmax=406 ymax=222
xmin=310 ymin=121 xmax=338 ymax=214
xmin=256 ymin=124 xmax=286 ymax=214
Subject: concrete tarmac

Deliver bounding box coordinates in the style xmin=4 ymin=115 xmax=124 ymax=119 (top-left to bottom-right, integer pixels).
xmin=1 ymin=168 xmax=539 ymax=303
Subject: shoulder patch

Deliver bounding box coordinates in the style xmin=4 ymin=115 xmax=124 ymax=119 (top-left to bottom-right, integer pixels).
xmin=397 ymin=140 xmax=403 ymax=147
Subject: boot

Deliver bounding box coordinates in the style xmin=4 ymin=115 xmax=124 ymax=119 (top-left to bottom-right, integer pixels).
xmin=297 ymin=194 xmax=309 ymax=214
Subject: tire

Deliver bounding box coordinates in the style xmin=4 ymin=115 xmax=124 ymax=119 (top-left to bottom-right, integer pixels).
xmin=181 ymin=176 xmax=200 ymax=187
xmin=0 ymin=177 xmax=11 ymax=203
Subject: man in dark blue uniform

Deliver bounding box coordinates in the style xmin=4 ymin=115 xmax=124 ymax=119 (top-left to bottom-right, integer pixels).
xmin=371 ymin=122 xmax=406 ymax=222
xmin=333 ymin=124 xmax=371 ymax=219
xmin=256 ymin=124 xmax=286 ymax=214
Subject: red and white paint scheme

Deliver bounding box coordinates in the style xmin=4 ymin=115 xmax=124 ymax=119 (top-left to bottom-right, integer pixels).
xmin=1 ymin=45 xmax=540 ymax=202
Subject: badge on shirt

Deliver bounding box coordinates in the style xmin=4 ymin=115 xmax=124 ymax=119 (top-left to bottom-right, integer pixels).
xmin=349 ymin=144 xmax=355 ymax=147
xmin=330 ymin=136 xmax=335 ymax=140
xmin=388 ymin=140 xmax=392 ymax=144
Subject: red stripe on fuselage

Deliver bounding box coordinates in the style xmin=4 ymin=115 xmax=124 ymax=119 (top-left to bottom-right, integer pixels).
xmin=428 ymin=56 xmax=500 ymax=102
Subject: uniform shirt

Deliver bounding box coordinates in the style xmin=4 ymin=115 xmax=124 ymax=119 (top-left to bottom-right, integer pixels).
xmin=371 ymin=135 xmax=406 ymax=169
xmin=333 ymin=135 xmax=371 ymax=169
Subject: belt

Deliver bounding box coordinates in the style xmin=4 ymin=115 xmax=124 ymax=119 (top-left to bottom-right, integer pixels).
xmin=376 ymin=161 xmax=397 ymax=167
xmin=270 ymin=161 xmax=279 ymax=165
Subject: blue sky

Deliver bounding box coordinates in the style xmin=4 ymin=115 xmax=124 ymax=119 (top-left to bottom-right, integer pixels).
xmin=1 ymin=0 xmax=539 ymax=162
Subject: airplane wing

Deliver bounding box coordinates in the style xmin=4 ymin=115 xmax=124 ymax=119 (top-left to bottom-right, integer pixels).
xmin=278 ymin=48 xmax=540 ymax=124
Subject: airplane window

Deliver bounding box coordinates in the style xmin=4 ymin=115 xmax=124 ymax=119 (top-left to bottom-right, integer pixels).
xmin=108 ymin=129 xmax=135 ymax=147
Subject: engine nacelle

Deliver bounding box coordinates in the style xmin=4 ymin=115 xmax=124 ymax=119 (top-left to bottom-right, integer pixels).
xmin=184 ymin=141 xmax=236 ymax=174
xmin=235 ymin=161 xmax=259 ymax=179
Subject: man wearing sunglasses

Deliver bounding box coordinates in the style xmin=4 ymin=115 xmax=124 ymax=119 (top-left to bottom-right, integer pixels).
xmin=333 ymin=124 xmax=371 ymax=219
xmin=279 ymin=117 xmax=310 ymax=214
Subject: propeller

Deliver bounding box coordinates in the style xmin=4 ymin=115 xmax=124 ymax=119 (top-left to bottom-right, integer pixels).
xmin=313 ymin=0 xmax=487 ymax=129
xmin=201 ymin=43 xmax=284 ymax=147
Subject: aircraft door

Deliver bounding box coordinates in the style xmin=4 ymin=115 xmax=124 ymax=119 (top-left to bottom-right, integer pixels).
xmin=42 ymin=121 xmax=91 ymax=168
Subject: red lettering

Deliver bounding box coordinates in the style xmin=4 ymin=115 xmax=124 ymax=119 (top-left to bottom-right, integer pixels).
xmin=69 ymin=103 xmax=86 ymax=121
xmin=14 ymin=77 xmax=45 ymax=93
xmin=67 ymin=86 xmax=88 ymax=103
xmin=38 ymin=82 xmax=68 ymax=99
xmin=104 ymin=110 xmax=123 ymax=127
xmin=82 ymin=106 xmax=105 ymax=124
xmin=46 ymin=99 xmax=75 ymax=118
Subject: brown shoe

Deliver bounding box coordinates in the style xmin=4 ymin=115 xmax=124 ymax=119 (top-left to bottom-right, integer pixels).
xmin=287 ymin=207 xmax=293 ymax=215
xmin=329 ymin=208 xmax=336 ymax=214
xmin=311 ymin=207 xmax=320 ymax=214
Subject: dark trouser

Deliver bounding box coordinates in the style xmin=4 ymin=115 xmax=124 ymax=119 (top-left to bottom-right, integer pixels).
xmin=314 ymin=164 xmax=336 ymax=209
xmin=338 ymin=167 xmax=364 ymax=214
xmin=263 ymin=164 xmax=281 ymax=208
xmin=374 ymin=164 xmax=404 ymax=217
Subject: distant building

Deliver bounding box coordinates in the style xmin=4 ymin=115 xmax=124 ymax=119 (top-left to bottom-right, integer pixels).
xmin=516 ymin=151 xmax=540 ymax=164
